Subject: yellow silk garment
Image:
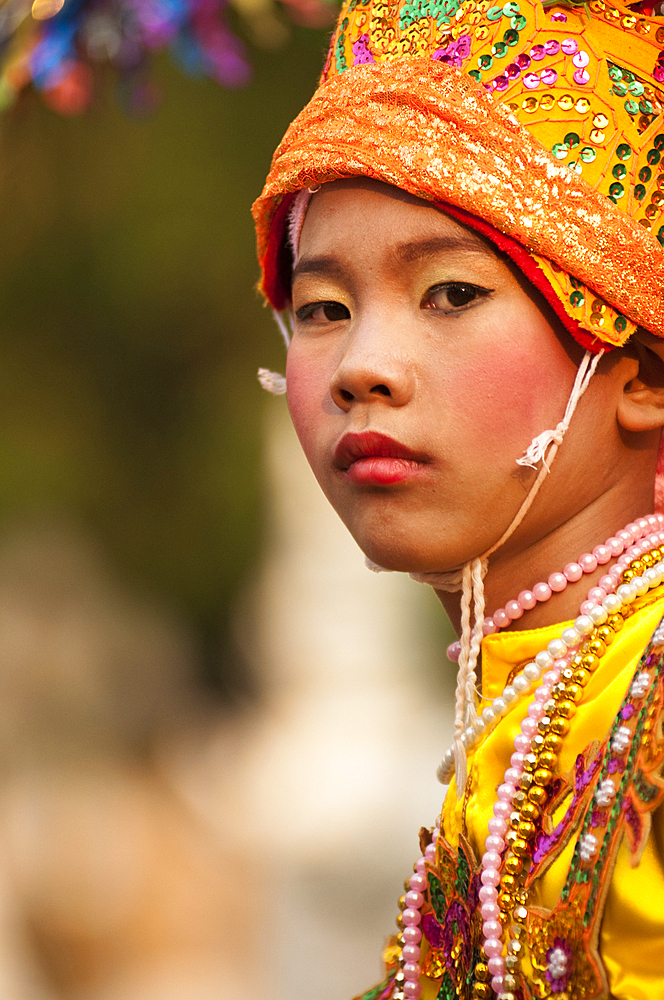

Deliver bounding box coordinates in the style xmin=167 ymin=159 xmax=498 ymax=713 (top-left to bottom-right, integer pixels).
xmin=416 ymin=591 xmax=664 ymax=1000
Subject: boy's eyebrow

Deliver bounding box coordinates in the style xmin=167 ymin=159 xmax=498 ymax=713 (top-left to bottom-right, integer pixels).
xmin=292 ymin=255 xmax=345 ymax=282
xmin=394 ymin=235 xmax=497 ymax=263
xmin=292 ymin=236 xmax=496 ymax=283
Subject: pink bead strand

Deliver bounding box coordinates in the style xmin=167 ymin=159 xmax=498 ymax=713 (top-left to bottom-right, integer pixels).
xmin=448 ymin=514 xmax=664 ymax=660
xmin=423 ymin=515 xmax=664 ymax=999
xmin=476 ymin=523 xmax=664 ymax=997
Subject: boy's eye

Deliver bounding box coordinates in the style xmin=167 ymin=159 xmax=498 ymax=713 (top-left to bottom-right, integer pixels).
xmin=424 ymin=282 xmax=493 ymax=312
xmin=295 ymin=301 xmax=350 ymax=324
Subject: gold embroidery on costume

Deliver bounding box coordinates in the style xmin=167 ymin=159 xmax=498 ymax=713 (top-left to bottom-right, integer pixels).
xmin=354 ymin=615 xmax=664 ymax=1000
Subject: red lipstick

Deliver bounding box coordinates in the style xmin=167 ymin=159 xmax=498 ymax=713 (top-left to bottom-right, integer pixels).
xmin=334 ymin=432 xmax=429 ymax=486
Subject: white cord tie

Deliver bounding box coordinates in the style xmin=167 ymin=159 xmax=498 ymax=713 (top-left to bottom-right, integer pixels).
xmin=272 ymin=309 xmax=293 ymax=348
xmin=516 ymin=350 xmax=603 ymax=471
xmin=257 ymin=368 xmax=287 ymax=395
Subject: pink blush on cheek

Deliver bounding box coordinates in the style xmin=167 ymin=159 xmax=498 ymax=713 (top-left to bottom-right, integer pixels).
xmin=447 ymin=330 xmax=576 ymax=458
xmin=285 ymin=347 xmax=337 ymax=461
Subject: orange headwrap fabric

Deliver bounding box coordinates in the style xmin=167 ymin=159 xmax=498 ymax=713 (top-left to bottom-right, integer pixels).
xmin=253 ymin=0 xmax=664 ymax=350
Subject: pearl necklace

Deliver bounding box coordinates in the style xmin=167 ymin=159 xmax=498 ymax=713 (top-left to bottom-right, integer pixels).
xmin=391 ymin=514 xmax=664 ymax=1000
xmin=437 ymin=514 xmax=664 ymax=784
xmin=481 ymin=544 xmax=664 ymax=1000
xmin=446 ymin=515 xmax=664 ymax=662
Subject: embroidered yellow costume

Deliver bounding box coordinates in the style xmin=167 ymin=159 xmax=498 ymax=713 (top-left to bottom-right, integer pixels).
xmin=423 ymin=596 xmax=664 ymax=1000
xmin=252 ymin=0 xmax=664 ymax=996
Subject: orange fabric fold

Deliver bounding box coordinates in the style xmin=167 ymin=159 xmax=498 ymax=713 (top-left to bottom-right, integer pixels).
xmin=253 ymin=57 xmax=664 ymax=339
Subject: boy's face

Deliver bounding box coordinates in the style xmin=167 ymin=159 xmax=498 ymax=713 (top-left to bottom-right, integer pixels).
xmin=286 ymin=179 xmax=619 ymax=574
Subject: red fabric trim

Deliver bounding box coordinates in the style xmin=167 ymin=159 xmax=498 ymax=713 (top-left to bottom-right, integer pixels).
xmin=260 ymin=193 xmax=296 ymax=312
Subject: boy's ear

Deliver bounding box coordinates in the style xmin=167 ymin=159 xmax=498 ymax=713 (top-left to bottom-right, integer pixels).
xmin=616 ymin=330 xmax=664 ymax=434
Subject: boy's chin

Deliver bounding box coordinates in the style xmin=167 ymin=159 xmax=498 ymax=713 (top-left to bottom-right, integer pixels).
xmin=358 ymin=538 xmax=461 ymax=576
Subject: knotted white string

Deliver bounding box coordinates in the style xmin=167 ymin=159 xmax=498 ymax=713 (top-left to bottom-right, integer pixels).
xmin=257 ymin=194 xmax=312 ymax=396
xmin=256 ymin=311 xmax=293 ymax=394
xmin=452 ymin=557 xmax=488 ymax=796
xmin=273 ymin=309 xmax=292 ymax=349
xmin=516 ymin=350 xmax=603 ymax=471
xmin=257 ymin=368 xmax=287 ymax=395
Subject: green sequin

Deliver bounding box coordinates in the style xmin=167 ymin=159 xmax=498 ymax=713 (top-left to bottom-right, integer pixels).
xmin=454 ymin=848 xmax=470 ymax=897
xmin=613 ymin=82 xmax=628 ymax=97
xmin=639 ymin=165 xmax=652 ymax=183
xmin=511 ymin=13 xmax=526 ymax=28
xmin=468 ymin=69 xmax=482 ymax=81
xmin=503 ymin=27 xmax=519 ymax=44
xmin=437 ymin=973 xmax=457 ymax=1000
xmin=609 ymin=181 xmax=625 ymax=198
xmin=608 ymin=64 xmax=622 ymax=81
xmin=634 ymin=183 xmax=647 ymax=200
xmin=552 ymin=142 xmax=568 ymax=159
xmin=616 ymin=143 xmax=633 ymax=160
xmin=492 ymin=41 xmax=508 ymax=56
xmin=399 ymin=0 xmax=460 ymax=29
xmin=580 ymin=146 xmax=597 ymax=162
xmin=657 ymin=225 xmax=664 ymax=246
xmin=648 ymin=148 xmax=662 ymax=165
xmin=634 ymin=769 xmax=660 ymax=803
xmin=614 ymin=315 xmax=628 ymax=333
xmin=570 ymin=290 xmax=585 ymax=308
xmin=613 ymin=164 xmax=627 ymax=180
xmin=487 ymin=4 xmax=503 ymax=18
xmin=640 ymin=100 xmax=654 ymax=115
xmin=655 ymin=134 xmax=664 ymax=151
xmin=361 ymin=977 xmax=395 ymax=1000
xmin=564 ymin=132 xmax=580 ymax=149
xmin=570 ymin=276 xmax=583 ymax=289
xmin=335 ymin=31 xmax=347 ymax=72
xmin=625 ymin=99 xmax=640 ymax=115
xmin=629 ymin=80 xmax=645 ymax=97
xmin=428 ymin=874 xmax=448 ymax=923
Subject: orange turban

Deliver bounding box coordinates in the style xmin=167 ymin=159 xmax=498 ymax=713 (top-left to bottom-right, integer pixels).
xmin=253 ymin=0 xmax=664 ymax=351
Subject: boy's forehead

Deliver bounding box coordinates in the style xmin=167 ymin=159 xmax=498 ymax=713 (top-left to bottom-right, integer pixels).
xmin=301 ymin=180 xmax=501 ymax=260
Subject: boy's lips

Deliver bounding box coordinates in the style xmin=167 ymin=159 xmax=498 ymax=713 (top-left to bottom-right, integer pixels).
xmin=334 ymin=431 xmax=431 ymax=485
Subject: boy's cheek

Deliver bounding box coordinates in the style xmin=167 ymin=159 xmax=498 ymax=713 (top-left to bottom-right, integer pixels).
xmin=285 ymin=354 xmax=330 ymax=463
xmin=436 ymin=330 xmax=575 ymax=453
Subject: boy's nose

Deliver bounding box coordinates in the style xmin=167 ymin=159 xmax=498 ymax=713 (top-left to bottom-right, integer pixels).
xmin=329 ymin=330 xmax=416 ymax=410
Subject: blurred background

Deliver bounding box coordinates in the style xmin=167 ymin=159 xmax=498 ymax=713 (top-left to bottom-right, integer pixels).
xmin=0 ymin=4 xmax=456 ymax=997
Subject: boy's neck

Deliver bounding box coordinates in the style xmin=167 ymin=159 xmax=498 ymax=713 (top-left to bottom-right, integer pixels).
xmin=437 ymin=484 xmax=658 ymax=636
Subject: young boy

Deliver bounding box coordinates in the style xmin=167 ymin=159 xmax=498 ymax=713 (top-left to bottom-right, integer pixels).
xmin=252 ymin=1 xmax=664 ymax=996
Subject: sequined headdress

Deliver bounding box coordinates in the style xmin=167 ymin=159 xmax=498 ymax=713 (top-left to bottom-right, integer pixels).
xmin=253 ymin=0 xmax=664 ymax=349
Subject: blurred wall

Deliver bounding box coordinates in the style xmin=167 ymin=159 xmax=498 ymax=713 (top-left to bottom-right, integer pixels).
xmin=0 ymin=29 xmax=458 ymax=1000
xmin=0 ymin=33 xmax=330 ymax=694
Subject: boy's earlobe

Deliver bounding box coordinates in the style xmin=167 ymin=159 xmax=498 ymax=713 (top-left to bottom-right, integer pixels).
xmin=617 ymin=330 xmax=664 ymax=433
